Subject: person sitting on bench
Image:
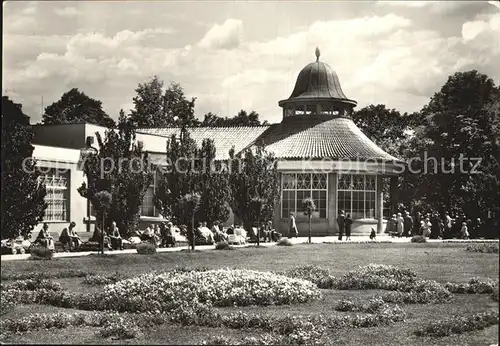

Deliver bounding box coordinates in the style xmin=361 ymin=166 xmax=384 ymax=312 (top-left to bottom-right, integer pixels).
xmin=109 ymin=221 xmax=124 ymax=250
xmin=35 ymin=223 xmax=54 ymax=249
xmin=59 ymin=222 xmax=79 ymax=251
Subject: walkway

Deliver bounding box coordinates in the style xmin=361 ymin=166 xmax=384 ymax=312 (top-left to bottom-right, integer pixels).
xmin=1 ymin=236 xmax=497 ymax=262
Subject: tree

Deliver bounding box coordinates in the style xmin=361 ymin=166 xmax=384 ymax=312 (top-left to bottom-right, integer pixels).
xmin=302 ymin=197 xmax=316 ymax=244
xmin=1 ymin=96 xmax=47 ymax=239
xmin=155 ymin=132 xmax=231 ymax=227
xmin=77 ymin=112 xmax=153 ymax=237
xmin=93 ymin=190 xmax=112 ymax=254
xmin=413 ymin=70 xmax=499 ymax=218
xmin=201 ymin=110 xmax=264 ymax=127
xmin=178 ymin=192 xmax=201 ymax=250
xmin=130 ymin=76 xmax=200 ymax=128
xmin=228 ymin=145 xmax=281 ymax=234
xmin=43 ymin=88 xmax=115 ymax=127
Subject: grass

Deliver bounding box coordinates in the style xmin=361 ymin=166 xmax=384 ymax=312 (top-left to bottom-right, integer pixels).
xmin=1 ymin=242 xmax=498 ymax=345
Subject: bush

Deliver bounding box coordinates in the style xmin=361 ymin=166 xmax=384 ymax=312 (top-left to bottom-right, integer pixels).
xmin=276 ymin=238 xmax=293 ymax=246
xmin=444 ymin=277 xmax=499 ymax=294
xmin=414 ymin=311 xmax=499 ymax=337
xmin=411 ymin=235 xmax=427 ymax=243
xmin=492 ymin=285 xmax=499 ymax=301
xmin=29 ymin=246 xmax=53 ymax=260
xmin=1 ymin=269 xmax=91 ymax=281
xmin=136 ymin=242 xmax=156 ymax=254
xmin=2 ymin=278 xmax=62 ymax=292
xmin=334 ymin=297 xmax=388 ymax=313
xmin=215 ymin=242 xmax=233 ymax=250
xmin=281 ymin=265 xmax=331 ymax=287
xmin=466 ymin=243 xmax=499 ymax=253
xmin=97 ymin=316 xmax=142 ymax=340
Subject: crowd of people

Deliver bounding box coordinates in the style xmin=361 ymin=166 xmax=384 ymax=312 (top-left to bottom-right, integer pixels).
xmin=384 ymin=209 xmax=495 ymax=239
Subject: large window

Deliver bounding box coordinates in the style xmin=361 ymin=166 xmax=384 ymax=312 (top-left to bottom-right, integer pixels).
xmin=38 ymin=168 xmax=70 ymax=222
xmin=140 ymin=168 xmax=161 ymax=217
xmin=281 ymin=173 xmax=328 ymax=219
xmin=337 ymin=174 xmax=376 ymax=220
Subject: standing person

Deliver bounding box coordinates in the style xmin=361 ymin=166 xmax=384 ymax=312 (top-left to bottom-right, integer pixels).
xmin=460 ymin=221 xmax=470 ymax=240
xmin=386 ymin=214 xmax=397 ymax=237
xmin=337 ymin=210 xmax=345 ymax=241
xmin=430 ymin=213 xmax=441 ymax=239
xmin=396 ymin=213 xmax=404 ymax=238
xmin=345 ymin=214 xmax=353 ymax=241
xmin=289 ymin=212 xmax=298 ymax=239
xmin=422 ymin=217 xmax=432 ymax=238
xmin=413 ymin=212 xmax=422 ymax=236
xmin=443 ymin=211 xmax=452 ymax=239
xmin=403 ymin=211 xmax=413 ymax=238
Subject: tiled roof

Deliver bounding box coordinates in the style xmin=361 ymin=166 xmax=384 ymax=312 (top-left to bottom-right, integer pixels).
xmin=137 ymin=126 xmax=270 ymax=160
xmin=256 ymin=116 xmax=400 ymax=161
xmin=137 ymin=116 xmax=399 ymax=162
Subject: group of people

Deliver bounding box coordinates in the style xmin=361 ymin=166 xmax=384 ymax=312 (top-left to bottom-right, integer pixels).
xmin=384 ymin=210 xmax=487 ymax=240
xmin=336 ymin=211 xmax=354 ymax=241
xmin=34 ymin=222 xmax=82 ymax=252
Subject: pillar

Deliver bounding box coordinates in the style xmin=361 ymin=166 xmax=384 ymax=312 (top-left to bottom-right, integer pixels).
xmin=389 ymin=176 xmax=398 ymax=214
xmin=273 ymin=173 xmax=282 ymax=232
xmin=328 ymin=173 xmax=337 ymax=234
xmin=376 ymin=175 xmax=384 ymax=233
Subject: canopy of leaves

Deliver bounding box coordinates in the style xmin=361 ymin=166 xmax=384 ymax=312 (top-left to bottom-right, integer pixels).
xmin=42 ymin=88 xmax=115 ymax=128
xmin=409 ymin=70 xmax=500 ymax=217
xmin=228 ymin=145 xmax=281 ymax=231
xmin=202 ymin=110 xmax=268 ymax=126
xmin=302 ymin=197 xmax=317 ymax=217
xmin=155 ymin=131 xmax=231 ymax=226
xmin=130 ymin=76 xmax=200 ymax=128
xmin=77 ymin=113 xmax=153 ymax=236
xmin=1 ymin=96 xmax=47 ymax=239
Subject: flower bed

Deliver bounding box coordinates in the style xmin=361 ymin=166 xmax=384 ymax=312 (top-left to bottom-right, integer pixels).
xmin=444 ymin=277 xmax=499 ymax=294
xmin=465 ymin=243 xmax=499 ymax=253
xmin=102 ymin=269 xmax=321 ymax=310
xmin=1 ymin=269 xmax=92 ymax=281
xmin=1 ymin=278 xmax=62 ymax=292
xmin=82 ymin=273 xmax=123 ymax=286
xmin=414 ymin=311 xmax=499 ymax=337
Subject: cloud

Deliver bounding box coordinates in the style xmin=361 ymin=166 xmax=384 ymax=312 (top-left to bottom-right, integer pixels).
xmin=198 ymin=19 xmax=244 ymax=49
xmin=54 ymin=6 xmax=81 ymax=18
xmin=377 ymin=1 xmax=431 ymax=8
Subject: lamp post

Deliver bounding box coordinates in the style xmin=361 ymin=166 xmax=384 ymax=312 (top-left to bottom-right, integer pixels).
xmin=78 ymin=136 xmax=98 ymax=234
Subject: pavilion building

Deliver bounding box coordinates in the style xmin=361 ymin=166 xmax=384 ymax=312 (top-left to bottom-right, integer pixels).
xmin=31 ymin=49 xmax=402 ymax=237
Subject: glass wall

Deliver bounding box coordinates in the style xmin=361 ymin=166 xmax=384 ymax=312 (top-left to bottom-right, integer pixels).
xmin=281 ymin=173 xmax=328 ymax=219
xmin=337 ymin=174 xmax=376 ymax=220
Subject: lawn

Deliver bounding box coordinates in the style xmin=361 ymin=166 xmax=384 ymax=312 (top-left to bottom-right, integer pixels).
xmin=1 ymin=242 xmax=498 ymax=345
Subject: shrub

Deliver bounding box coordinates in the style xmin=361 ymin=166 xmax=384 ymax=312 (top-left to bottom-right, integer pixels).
xmin=411 ymin=235 xmax=427 ymax=243
xmin=83 ymin=273 xmax=122 ymax=286
xmin=414 ymin=311 xmax=499 ymax=337
xmin=466 ymin=243 xmax=499 ymax=253
xmin=444 ymin=277 xmax=499 ymax=294
xmin=97 ymin=316 xmax=142 ymax=340
xmin=492 ymin=285 xmax=499 ymax=302
xmin=0 ymin=298 xmax=15 ymax=316
xmin=29 ymin=246 xmax=53 ymax=260
xmin=1 ymin=269 xmax=91 ymax=281
xmin=2 ymin=278 xmax=62 ymax=292
xmin=215 ymin=242 xmax=233 ymax=250
xmin=276 ymin=238 xmax=293 ymax=246
xmin=380 ymin=290 xmax=452 ymax=304
xmin=334 ymin=297 xmax=388 ymax=313
xmin=281 ymin=265 xmax=331 ymax=287
xmin=136 ymin=242 xmax=156 ymax=254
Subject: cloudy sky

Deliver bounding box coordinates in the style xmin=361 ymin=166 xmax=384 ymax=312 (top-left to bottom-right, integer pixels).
xmin=3 ymin=1 xmax=500 ymax=124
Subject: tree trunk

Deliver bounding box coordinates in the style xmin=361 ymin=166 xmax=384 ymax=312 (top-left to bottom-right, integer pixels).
xmin=191 ymin=215 xmax=195 ymax=250
xmin=257 ymin=216 xmax=260 ymax=247
xmin=101 ymin=211 xmax=105 ymax=254
xmin=308 ymin=215 xmax=311 ymax=244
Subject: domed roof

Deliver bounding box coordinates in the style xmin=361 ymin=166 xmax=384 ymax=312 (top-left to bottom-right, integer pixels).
xmin=279 ymin=48 xmax=357 ymax=107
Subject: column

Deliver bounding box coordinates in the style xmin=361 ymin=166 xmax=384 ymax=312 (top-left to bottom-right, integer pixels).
xmin=273 ymin=172 xmax=282 ymax=233
xmin=389 ymin=176 xmax=398 ymax=214
xmin=377 ymin=175 xmax=384 ymax=233
xmin=328 ymin=173 xmax=337 ymax=234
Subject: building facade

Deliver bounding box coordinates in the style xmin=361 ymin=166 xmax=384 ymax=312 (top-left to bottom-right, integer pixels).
xmin=31 ymin=50 xmax=402 ymax=237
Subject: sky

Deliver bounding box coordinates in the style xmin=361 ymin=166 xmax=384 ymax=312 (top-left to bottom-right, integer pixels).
xmin=3 ymin=1 xmax=500 ymax=125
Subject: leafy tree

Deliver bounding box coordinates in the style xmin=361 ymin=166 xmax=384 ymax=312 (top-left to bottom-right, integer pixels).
xmin=228 ymin=145 xmax=281 ymax=233
xmin=78 ymin=111 xmax=153 ymax=237
xmin=202 ymin=110 xmax=265 ymax=127
xmin=412 ymin=70 xmax=499 ymax=218
xmin=155 ymin=131 xmax=231 ymax=227
xmin=42 ymin=88 xmax=115 ymax=127
xmin=1 ymin=97 xmax=47 ymax=239
xmin=130 ymin=76 xmax=200 ymax=128
xmin=302 ymin=197 xmax=316 ymax=244
xmin=178 ymin=192 xmax=201 ymax=250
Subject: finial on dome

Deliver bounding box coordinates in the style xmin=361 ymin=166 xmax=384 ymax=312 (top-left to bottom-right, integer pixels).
xmin=315 ymin=47 xmax=320 ymax=62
